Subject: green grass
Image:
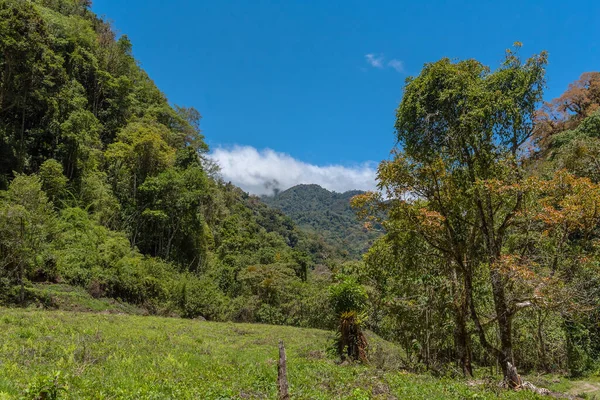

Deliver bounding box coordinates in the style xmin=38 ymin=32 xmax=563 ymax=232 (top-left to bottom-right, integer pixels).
xmin=0 ymin=308 xmax=545 ymax=399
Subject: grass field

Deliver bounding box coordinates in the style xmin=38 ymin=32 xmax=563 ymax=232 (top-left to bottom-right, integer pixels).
xmin=0 ymin=308 xmax=564 ymax=399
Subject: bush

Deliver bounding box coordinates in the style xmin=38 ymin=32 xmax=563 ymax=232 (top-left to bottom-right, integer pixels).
xmin=255 ymin=303 xmax=286 ymax=325
xmin=179 ymin=275 xmax=228 ymax=320
xmin=227 ymin=295 xmax=261 ymax=323
xmin=39 ymin=159 xmax=68 ymax=205
xmin=329 ymin=276 xmax=369 ymax=362
xmin=329 ymin=276 xmax=367 ymax=316
xmin=565 ymin=319 xmax=595 ymax=377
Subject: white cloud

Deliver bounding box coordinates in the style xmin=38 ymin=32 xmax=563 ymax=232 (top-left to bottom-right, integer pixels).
xmin=208 ymin=145 xmax=378 ymax=196
xmin=365 ymin=53 xmax=404 ymax=73
xmin=365 ymin=53 xmax=384 ymax=68
xmin=388 ymin=59 xmax=404 ymax=73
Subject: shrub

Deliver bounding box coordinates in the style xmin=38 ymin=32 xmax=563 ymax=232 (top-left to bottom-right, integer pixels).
xmin=179 ymin=275 xmax=228 ymax=320
xmin=329 ymin=276 xmax=367 ymax=316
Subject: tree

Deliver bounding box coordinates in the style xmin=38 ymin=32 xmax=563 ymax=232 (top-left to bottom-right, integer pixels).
xmin=39 ymin=159 xmax=68 ymax=205
xmin=355 ymin=45 xmax=547 ymax=383
xmin=545 ymin=112 xmax=600 ymax=182
xmin=137 ymin=165 xmax=211 ymax=270
xmin=104 ymin=120 xmax=176 ymax=229
xmin=174 ymin=105 xmax=208 ymax=153
xmin=0 ymin=0 xmax=66 ymax=177
xmin=58 ymin=109 xmax=102 ymax=180
xmin=0 ymin=174 xmax=56 ymax=302
xmin=534 ymin=72 xmax=600 ymax=153
xmin=518 ymin=171 xmax=600 ymax=376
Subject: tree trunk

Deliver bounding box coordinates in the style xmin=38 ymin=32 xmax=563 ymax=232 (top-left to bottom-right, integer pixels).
xmin=489 ymin=267 xmax=518 ymax=386
xmin=537 ymin=310 xmax=549 ymax=372
xmin=19 ymin=217 xmax=25 ymax=305
xmin=425 ymin=306 xmax=430 ymax=369
xmin=455 ymin=305 xmax=473 ymax=377
xmin=477 ymin=189 xmax=520 ymax=386
xmin=453 ymin=269 xmax=473 ymax=377
xmin=18 ymin=102 xmax=26 ymax=173
xmin=465 ymin=270 xmax=514 ymax=383
xmin=452 ymin=269 xmax=473 ymax=377
xmin=338 ymin=312 xmax=369 ymax=363
xmin=19 ymin=259 xmax=24 ymax=305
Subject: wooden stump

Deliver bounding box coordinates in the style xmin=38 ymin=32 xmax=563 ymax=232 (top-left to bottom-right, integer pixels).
xmin=277 ymin=340 xmax=290 ymax=400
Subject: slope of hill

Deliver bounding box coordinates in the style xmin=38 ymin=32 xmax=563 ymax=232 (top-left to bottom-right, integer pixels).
xmin=0 ymin=308 xmax=548 ymax=399
xmin=0 ymin=0 xmax=343 ymax=326
xmin=261 ymin=184 xmax=380 ymax=259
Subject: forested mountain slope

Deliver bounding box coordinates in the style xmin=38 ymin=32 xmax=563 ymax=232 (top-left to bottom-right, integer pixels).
xmin=0 ymin=0 xmax=341 ymax=327
xmin=262 ymin=184 xmax=380 ymax=258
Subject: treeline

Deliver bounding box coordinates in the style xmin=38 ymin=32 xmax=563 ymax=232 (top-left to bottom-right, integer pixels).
xmin=0 ymin=0 xmax=341 ymax=328
xmin=352 ymin=48 xmax=600 ymax=379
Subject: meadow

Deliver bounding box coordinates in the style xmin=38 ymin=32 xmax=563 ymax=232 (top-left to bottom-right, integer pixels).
xmin=0 ymin=307 xmax=562 ymax=400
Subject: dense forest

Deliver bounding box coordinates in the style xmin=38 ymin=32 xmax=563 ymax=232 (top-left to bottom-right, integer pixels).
xmin=0 ymin=0 xmax=346 ymax=329
xmin=261 ymin=184 xmax=380 ymax=258
xmin=2 ymin=0 xmax=600 ymax=395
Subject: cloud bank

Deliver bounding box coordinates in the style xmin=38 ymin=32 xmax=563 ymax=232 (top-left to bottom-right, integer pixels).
xmin=208 ymin=145 xmax=378 ymax=196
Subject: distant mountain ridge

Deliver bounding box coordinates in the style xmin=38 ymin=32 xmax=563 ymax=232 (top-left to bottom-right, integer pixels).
xmin=261 ymin=184 xmax=380 ymax=259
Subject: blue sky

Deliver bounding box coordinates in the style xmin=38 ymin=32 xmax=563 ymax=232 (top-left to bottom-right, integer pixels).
xmin=92 ymin=0 xmax=600 ymax=194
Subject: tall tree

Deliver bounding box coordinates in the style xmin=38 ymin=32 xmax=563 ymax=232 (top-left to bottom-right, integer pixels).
xmin=356 ymin=45 xmax=547 ymax=383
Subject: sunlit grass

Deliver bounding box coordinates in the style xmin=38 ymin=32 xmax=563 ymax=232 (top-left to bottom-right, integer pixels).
xmin=0 ymin=308 xmax=545 ymax=399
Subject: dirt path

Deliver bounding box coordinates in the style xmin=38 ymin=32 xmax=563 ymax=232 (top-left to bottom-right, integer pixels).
xmin=568 ymin=381 xmax=600 ymax=397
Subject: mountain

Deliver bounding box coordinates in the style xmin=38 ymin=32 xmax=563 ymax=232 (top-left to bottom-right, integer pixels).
xmin=261 ymin=184 xmax=380 ymax=259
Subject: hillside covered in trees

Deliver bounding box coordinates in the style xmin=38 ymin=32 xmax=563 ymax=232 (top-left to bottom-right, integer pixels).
xmin=0 ymin=0 xmax=346 ymax=328
xmin=261 ymin=184 xmax=380 ymax=258
xmin=2 ymin=0 xmax=600 ymax=398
